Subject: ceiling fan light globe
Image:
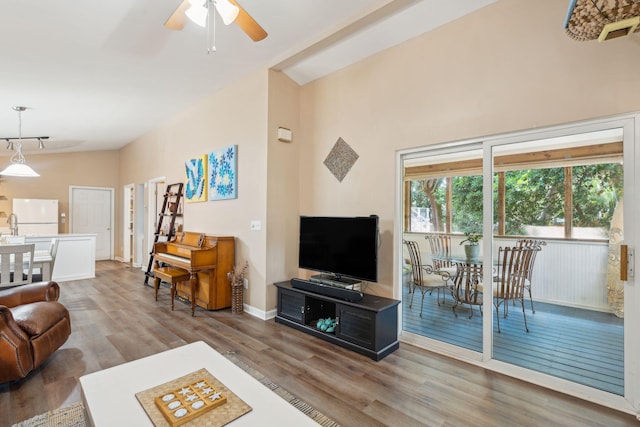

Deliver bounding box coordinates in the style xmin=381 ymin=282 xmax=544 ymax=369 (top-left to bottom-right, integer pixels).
xmin=186 ymin=4 xmax=208 ymax=27
xmin=214 ymin=0 xmax=239 ymax=25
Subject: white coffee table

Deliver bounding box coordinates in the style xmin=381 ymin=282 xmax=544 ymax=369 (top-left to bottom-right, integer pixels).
xmin=79 ymin=341 xmax=319 ymax=426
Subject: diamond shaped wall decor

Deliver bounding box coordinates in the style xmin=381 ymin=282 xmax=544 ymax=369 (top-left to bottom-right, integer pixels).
xmin=323 ymin=137 xmax=359 ymax=182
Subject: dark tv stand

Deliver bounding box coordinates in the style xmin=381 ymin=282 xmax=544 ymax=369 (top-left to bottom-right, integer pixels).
xmin=274 ymin=280 xmax=400 ymax=361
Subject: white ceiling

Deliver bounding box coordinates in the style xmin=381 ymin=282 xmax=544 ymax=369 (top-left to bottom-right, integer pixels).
xmin=0 ymin=0 xmax=494 ymax=156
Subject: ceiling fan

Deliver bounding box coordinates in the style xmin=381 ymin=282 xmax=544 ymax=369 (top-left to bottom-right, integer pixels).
xmin=165 ymin=0 xmax=267 ymax=42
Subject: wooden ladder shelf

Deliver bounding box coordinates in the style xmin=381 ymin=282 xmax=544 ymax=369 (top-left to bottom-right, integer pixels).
xmin=144 ymin=182 xmax=184 ymax=286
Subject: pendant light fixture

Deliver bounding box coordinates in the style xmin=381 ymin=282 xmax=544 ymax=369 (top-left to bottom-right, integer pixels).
xmin=0 ymin=106 xmax=43 ymax=177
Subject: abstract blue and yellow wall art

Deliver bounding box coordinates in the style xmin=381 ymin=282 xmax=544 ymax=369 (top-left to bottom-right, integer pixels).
xmin=208 ymin=145 xmax=238 ymax=201
xmin=185 ymin=154 xmax=207 ymax=202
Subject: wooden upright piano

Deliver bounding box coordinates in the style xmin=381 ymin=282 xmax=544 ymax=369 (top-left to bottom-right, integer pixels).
xmin=154 ymin=232 xmax=235 ymax=310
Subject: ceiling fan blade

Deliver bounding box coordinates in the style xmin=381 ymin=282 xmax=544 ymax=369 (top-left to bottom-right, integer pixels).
xmin=229 ymin=0 xmax=268 ymax=42
xmin=165 ymin=0 xmax=190 ymax=31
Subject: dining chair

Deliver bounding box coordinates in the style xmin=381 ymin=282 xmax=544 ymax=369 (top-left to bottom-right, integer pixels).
xmin=493 ymin=246 xmax=535 ymax=333
xmin=0 ymin=243 xmax=35 ymax=289
xmin=31 ymin=238 xmax=59 ymax=282
xmin=403 ymin=240 xmax=450 ymax=317
xmin=515 ymin=239 xmax=546 ymax=313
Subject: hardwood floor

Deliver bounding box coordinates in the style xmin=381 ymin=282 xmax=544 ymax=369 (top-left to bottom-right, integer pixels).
xmin=0 ymin=261 xmax=637 ymax=426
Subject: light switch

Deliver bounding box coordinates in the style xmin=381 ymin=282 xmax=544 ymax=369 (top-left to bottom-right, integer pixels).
xmin=250 ymin=220 xmax=261 ymax=231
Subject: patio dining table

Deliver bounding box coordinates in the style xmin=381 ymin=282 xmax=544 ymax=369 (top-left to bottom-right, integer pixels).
xmin=431 ymin=253 xmax=484 ymax=267
xmin=431 ymin=254 xmax=485 ymax=281
xmin=431 ymin=253 xmax=485 ymax=317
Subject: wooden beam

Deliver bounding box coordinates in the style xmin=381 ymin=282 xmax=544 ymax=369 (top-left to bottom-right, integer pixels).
xmin=494 ymin=142 xmax=623 ymax=169
xmin=446 ymin=178 xmax=452 ymax=234
xmin=404 ymin=142 xmax=622 ymax=178
xmin=405 ymin=159 xmax=481 ymax=178
xmin=564 ymin=167 xmax=573 ymax=238
xmin=498 ymin=172 xmax=505 ymax=236
xmin=404 ymin=180 xmax=411 ymax=231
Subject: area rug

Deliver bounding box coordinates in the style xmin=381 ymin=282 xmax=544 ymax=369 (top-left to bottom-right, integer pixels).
xmin=11 ymin=402 xmax=85 ymax=427
xmin=12 ymin=352 xmax=340 ymax=427
xmin=222 ymin=351 xmax=340 ymax=427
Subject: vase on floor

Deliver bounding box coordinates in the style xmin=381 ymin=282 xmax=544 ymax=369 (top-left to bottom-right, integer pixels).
xmin=227 ymin=261 xmax=249 ymax=314
xmin=231 ymin=282 xmax=244 ymax=314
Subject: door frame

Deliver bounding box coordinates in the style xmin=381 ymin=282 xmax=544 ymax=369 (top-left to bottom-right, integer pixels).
xmin=123 ymin=183 xmax=134 ymax=264
xmin=69 ymin=185 xmax=115 ymax=261
xmin=395 ymin=112 xmax=639 ymax=415
xmin=145 ymin=177 xmax=165 ymax=272
xmin=134 ymin=183 xmax=145 ymax=268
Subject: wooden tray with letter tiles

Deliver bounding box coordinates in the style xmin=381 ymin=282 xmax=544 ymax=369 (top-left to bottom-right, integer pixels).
xmin=136 ymin=368 xmax=252 ymax=427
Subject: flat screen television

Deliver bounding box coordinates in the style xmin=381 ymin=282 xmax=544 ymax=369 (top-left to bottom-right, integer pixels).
xmin=298 ymin=215 xmax=378 ymax=283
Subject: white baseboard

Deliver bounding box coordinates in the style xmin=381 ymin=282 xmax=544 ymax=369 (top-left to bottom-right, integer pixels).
xmin=113 ymin=258 xmax=141 ymax=268
xmin=242 ymin=304 xmax=277 ymax=320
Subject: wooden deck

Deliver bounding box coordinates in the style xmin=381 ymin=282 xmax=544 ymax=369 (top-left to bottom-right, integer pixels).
xmin=402 ymin=286 xmax=624 ymax=395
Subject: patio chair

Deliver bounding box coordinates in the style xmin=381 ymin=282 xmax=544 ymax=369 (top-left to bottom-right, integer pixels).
xmin=493 ymin=246 xmax=535 ymax=333
xmin=452 ymin=262 xmax=483 ymax=319
xmin=515 ymin=239 xmax=546 ymax=313
xmin=403 ymin=240 xmax=450 ymax=317
xmin=425 ymin=233 xmax=457 ymax=300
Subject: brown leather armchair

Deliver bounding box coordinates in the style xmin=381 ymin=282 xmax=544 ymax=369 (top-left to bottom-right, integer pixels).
xmin=0 ymin=281 xmax=71 ymax=383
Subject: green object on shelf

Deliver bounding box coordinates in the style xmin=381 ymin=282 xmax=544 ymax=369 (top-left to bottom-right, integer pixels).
xmin=315 ymin=317 xmax=337 ymax=332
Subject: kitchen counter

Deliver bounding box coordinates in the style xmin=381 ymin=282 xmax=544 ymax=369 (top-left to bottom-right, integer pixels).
xmin=25 ymin=234 xmax=96 ymax=282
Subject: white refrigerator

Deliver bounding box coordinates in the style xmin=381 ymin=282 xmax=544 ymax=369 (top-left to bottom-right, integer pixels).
xmin=12 ymin=198 xmax=59 ymax=235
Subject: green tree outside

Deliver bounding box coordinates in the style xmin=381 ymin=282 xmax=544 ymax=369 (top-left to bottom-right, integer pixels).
xmin=409 ymin=163 xmax=622 ymax=237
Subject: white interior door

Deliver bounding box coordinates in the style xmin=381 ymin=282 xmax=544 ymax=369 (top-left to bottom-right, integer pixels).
xmin=70 ymin=186 xmax=114 ymax=260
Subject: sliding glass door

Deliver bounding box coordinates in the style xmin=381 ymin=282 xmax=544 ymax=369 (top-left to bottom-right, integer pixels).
xmin=399 ymin=115 xmax=637 ymax=405
xmin=401 ymin=144 xmax=484 ymax=355
xmin=489 ymin=128 xmax=625 ymax=395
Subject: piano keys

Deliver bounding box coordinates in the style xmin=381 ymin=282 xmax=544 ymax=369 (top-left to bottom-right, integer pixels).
xmin=154 ymin=232 xmax=235 ymax=310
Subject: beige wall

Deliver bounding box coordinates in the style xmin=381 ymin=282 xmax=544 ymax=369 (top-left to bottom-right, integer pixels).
xmin=118 ymin=69 xmax=302 ymax=313
xmin=265 ymin=70 xmax=301 ymax=309
xmin=0 ymin=150 xmax=119 ymax=234
xmin=11 ymin=1 xmax=640 ymax=313
xmin=298 ymin=0 xmax=640 ymax=298
xmin=119 ymin=68 xmax=272 ymax=311
xmin=110 ymin=0 xmax=640 ymax=311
